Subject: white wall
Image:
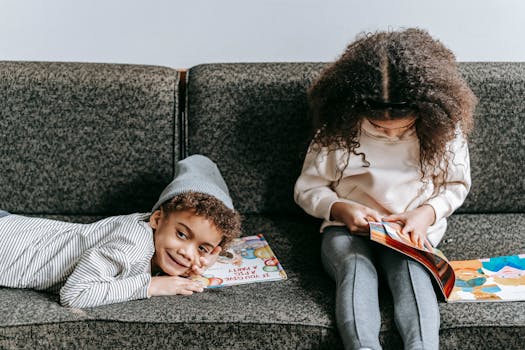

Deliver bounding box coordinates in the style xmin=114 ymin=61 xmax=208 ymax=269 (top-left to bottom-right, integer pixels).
xmin=1 ymin=0 xmax=524 ymax=69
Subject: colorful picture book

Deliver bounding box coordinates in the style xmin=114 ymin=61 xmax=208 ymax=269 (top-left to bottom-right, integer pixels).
xmin=369 ymin=222 xmax=525 ymax=302
xmin=448 ymin=255 xmax=525 ymax=302
xmin=192 ymin=234 xmax=287 ymax=288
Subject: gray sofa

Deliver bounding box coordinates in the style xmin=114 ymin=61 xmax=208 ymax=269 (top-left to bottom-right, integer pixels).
xmin=0 ymin=61 xmax=523 ymax=349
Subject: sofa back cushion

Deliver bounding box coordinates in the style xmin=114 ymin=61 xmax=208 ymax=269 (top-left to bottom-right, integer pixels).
xmin=186 ymin=62 xmax=524 ymax=215
xmin=186 ymin=63 xmax=325 ymax=215
xmin=0 ymin=62 xmax=179 ymax=215
xmin=458 ymin=63 xmax=524 ymax=213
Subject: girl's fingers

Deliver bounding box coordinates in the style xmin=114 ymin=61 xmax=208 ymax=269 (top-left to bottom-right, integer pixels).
xmin=401 ymin=224 xmax=412 ymax=236
xmin=364 ymin=209 xmax=382 ymax=222
xmin=382 ymin=214 xmax=402 ymax=222
xmin=349 ymin=216 xmax=368 ymax=231
xmin=411 ymin=232 xmax=427 ymax=250
xmin=357 ymin=216 xmax=369 ymax=227
xmin=416 ymin=236 xmax=424 ymax=249
xmin=424 ymin=238 xmax=433 ymax=252
xmin=406 ymin=228 xmax=420 ymax=246
xmin=423 ymin=236 xmax=434 ymax=252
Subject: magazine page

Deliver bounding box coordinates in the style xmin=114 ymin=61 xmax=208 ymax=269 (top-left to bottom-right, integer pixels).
xmin=368 ymin=222 xmax=456 ymax=300
xmin=192 ymin=234 xmax=287 ymax=288
xmin=448 ymin=254 xmax=525 ymax=302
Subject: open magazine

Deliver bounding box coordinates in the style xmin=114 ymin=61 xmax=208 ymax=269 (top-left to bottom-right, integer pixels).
xmin=369 ymin=222 xmax=525 ymax=302
xmin=191 ymin=234 xmax=287 ymax=288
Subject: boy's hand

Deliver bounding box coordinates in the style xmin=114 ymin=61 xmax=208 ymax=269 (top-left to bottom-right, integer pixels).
xmin=189 ymin=246 xmax=222 ymax=276
xmin=330 ymin=201 xmax=382 ymax=236
xmin=382 ymin=205 xmax=435 ymax=251
xmin=148 ymin=276 xmax=204 ymax=297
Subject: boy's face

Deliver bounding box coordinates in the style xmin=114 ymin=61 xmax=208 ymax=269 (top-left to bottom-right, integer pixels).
xmin=149 ymin=209 xmax=223 ymax=276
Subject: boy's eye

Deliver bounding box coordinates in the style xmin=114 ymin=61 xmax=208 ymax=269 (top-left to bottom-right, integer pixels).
xmin=198 ymin=245 xmax=210 ymax=254
xmin=176 ymin=231 xmax=187 ymax=240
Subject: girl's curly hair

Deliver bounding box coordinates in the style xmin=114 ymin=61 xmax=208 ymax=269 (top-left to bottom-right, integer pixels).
xmin=160 ymin=192 xmax=241 ymax=249
xmin=308 ymin=28 xmax=477 ymax=189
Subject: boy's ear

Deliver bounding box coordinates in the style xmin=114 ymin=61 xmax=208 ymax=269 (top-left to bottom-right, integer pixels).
xmin=149 ymin=209 xmax=162 ymax=229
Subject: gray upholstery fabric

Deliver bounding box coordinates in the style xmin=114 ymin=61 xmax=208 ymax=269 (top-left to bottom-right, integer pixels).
xmin=0 ymin=61 xmax=178 ymax=215
xmin=1 ymin=61 xmax=524 ymax=349
xmin=186 ymin=62 xmax=525 ymax=215
xmin=186 ymin=63 xmax=324 ymax=215
xmin=458 ymin=63 xmax=525 ymax=213
xmin=1 ymin=214 xmax=524 ymax=349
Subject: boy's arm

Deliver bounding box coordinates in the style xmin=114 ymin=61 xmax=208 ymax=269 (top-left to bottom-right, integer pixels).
xmin=148 ymin=275 xmax=204 ymax=296
xmin=147 ymin=249 xmax=223 ymax=295
xmin=59 ymin=245 xmax=152 ymax=308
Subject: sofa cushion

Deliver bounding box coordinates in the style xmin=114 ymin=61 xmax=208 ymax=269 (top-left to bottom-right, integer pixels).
xmin=186 ymin=63 xmax=525 ymax=215
xmin=0 ymin=61 xmax=179 ymax=215
xmin=1 ymin=213 xmax=523 ymax=349
xmin=186 ymin=63 xmax=325 ymax=215
xmin=458 ymin=63 xmax=525 ymax=213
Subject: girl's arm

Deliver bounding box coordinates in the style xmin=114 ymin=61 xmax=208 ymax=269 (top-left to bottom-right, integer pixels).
xmin=294 ymin=147 xmax=346 ymax=220
xmin=423 ymin=132 xmax=471 ymax=223
xmin=294 ymin=147 xmax=381 ymax=230
xmin=383 ymin=132 xmax=471 ymax=248
xmin=59 ymin=245 xmax=152 ymax=308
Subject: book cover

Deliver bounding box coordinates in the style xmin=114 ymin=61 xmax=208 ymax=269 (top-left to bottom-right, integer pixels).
xmin=368 ymin=222 xmax=525 ymax=302
xmin=448 ymin=254 xmax=525 ymax=302
xmin=369 ymin=221 xmax=455 ymax=300
xmin=192 ymin=234 xmax=287 ymax=288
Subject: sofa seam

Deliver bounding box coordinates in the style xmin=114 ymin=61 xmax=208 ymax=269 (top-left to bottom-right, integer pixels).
xmin=176 ymin=69 xmax=188 ymax=161
xmin=3 ymin=319 xmax=523 ymax=330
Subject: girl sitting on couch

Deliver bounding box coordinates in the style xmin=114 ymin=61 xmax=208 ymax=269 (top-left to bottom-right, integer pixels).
xmin=295 ymin=28 xmax=477 ymax=350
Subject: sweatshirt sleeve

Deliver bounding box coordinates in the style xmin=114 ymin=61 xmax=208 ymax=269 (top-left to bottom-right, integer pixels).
xmin=294 ymin=147 xmax=358 ymax=221
xmin=59 ymin=244 xmax=151 ymax=308
xmin=424 ymin=132 xmax=472 ymax=223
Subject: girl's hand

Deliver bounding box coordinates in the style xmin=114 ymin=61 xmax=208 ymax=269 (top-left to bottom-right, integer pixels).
xmin=382 ymin=205 xmax=436 ymax=251
xmin=148 ymin=276 xmax=204 ymax=297
xmin=330 ymin=201 xmax=382 ymax=235
xmin=189 ymin=246 xmax=222 ymax=276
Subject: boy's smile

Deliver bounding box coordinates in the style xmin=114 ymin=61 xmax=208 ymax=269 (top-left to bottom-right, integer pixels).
xmin=149 ymin=209 xmax=223 ymax=276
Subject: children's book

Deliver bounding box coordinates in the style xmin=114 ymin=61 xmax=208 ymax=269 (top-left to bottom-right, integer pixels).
xmin=369 ymin=222 xmax=525 ymax=302
xmin=192 ymin=234 xmax=287 ymax=288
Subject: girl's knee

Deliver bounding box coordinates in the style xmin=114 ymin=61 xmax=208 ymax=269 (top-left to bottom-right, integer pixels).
xmin=335 ymin=254 xmax=377 ymax=282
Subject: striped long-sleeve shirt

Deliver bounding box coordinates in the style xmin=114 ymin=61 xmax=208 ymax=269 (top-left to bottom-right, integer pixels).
xmin=0 ymin=213 xmax=154 ymax=308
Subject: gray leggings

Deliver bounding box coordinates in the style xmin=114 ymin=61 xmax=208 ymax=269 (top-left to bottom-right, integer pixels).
xmin=321 ymin=226 xmax=440 ymax=350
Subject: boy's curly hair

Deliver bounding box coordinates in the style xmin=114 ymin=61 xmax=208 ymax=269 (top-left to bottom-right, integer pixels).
xmin=160 ymin=192 xmax=241 ymax=248
xmin=308 ymin=28 xmax=477 ymax=190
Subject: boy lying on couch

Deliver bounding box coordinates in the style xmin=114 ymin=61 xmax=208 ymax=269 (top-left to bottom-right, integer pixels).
xmin=0 ymin=155 xmax=241 ymax=308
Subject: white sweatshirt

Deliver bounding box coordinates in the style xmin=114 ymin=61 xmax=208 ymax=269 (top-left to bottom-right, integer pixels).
xmin=294 ymin=119 xmax=471 ymax=246
xmin=0 ymin=213 xmax=154 ymax=308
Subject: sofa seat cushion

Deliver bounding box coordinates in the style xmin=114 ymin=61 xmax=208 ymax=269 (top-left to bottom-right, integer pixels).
xmin=1 ymin=213 xmax=524 ymax=349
